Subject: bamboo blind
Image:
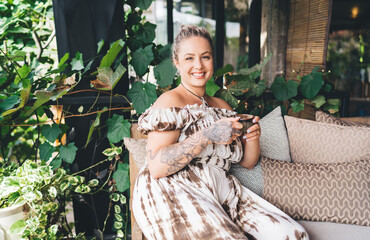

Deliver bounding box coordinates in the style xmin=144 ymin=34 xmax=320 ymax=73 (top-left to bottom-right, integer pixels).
xmin=286 ymin=0 xmax=332 ymax=76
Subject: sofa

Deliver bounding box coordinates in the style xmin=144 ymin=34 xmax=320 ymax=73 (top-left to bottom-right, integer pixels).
xmin=125 ymin=107 xmax=370 ymax=240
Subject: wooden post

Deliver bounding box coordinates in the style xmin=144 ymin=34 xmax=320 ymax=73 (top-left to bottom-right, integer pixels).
xmin=129 ymin=123 xmax=147 ymax=240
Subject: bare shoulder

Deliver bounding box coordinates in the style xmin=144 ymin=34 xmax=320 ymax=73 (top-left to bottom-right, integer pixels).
xmin=151 ymin=89 xmax=184 ymax=109
xmin=208 ymin=96 xmax=233 ymax=111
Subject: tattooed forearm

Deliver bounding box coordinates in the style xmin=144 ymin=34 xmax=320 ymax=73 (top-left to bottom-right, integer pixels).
xmin=148 ymin=131 xmax=210 ymax=176
xmin=203 ymin=121 xmax=234 ymax=144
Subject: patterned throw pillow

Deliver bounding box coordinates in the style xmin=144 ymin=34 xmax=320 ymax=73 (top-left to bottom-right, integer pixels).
xmin=315 ymin=111 xmax=370 ymax=127
xmin=123 ymin=138 xmax=147 ymax=169
xmin=284 ymin=116 xmax=370 ymax=164
xmin=261 ymin=156 xmax=370 ymax=226
xmin=230 ymin=106 xmax=291 ymax=196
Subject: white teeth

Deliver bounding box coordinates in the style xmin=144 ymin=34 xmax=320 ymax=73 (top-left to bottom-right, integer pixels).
xmin=192 ymin=73 xmax=205 ymax=77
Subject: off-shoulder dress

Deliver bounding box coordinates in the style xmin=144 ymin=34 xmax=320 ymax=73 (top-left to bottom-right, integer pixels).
xmin=132 ymin=104 xmax=308 ymax=240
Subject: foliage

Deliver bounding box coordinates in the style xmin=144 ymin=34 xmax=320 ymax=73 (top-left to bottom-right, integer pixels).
xmin=0 ymin=160 xmax=96 ymax=239
xmin=213 ymin=57 xmax=340 ymax=117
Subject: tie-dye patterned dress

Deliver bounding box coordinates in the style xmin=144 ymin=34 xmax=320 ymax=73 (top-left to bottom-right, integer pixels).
xmin=132 ymin=104 xmax=308 ymax=240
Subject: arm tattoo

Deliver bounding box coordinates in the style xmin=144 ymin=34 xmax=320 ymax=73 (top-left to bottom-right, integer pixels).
xmin=203 ymin=121 xmax=233 ymax=143
xmin=148 ymin=131 xmax=210 ymax=176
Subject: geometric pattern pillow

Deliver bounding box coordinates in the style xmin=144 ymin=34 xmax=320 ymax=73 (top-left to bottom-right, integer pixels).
xmin=230 ymin=106 xmax=291 ymax=196
xmin=315 ymin=111 xmax=370 ymax=127
xmin=261 ymin=156 xmax=370 ymax=226
xmin=284 ymin=116 xmax=370 ymax=164
xmin=123 ymin=138 xmax=147 ymax=169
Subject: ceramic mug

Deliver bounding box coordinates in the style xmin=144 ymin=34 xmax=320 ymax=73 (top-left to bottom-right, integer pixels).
xmin=237 ymin=114 xmax=254 ymax=133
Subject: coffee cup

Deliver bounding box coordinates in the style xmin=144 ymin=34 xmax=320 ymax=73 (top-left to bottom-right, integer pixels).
xmin=237 ymin=114 xmax=254 ymax=133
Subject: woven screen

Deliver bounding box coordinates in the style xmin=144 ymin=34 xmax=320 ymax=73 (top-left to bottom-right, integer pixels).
xmin=286 ymin=0 xmax=332 ymax=76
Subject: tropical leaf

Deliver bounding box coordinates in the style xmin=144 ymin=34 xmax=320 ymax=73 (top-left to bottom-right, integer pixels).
xmin=134 ymin=0 xmax=153 ymax=10
xmin=1 ymin=84 xmax=31 ymax=116
xmin=14 ymin=65 xmax=30 ymax=85
xmin=311 ymin=95 xmax=326 ymax=108
xmin=60 ymin=142 xmax=78 ymax=164
xmin=206 ymin=77 xmax=220 ymax=97
xmin=214 ymin=64 xmax=234 ymax=77
xmin=225 ymin=74 xmax=253 ymax=96
xmin=131 ymin=45 xmax=154 ymax=77
xmin=91 ymin=64 xmax=126 ymax=90
xmin=136 ymin=22 xmax=156 ymax=44
xmin=270 ymin=77 xmax=298 ymax=101
xmin=42 ymin=124 xmax=62 ymax=142
xmin=154 ymin=58 xmax=176 ymax=87
xmin=113 ymin=163 xmax=130 ymax=192
xmin=0 ymin=95 xmax=20 ymax=114
xmin=127 ymin=81 xmax=157 ymax=114
xmin=106 ymin=114 xmax=131 ymax=144
xmin=215 ymin=89 xmax=238 ymax=109
xmin=291 ymin=100 xmax=305 ymax=113
xmin=99 ymin=39 xmax=125 ymax=68
xmin=71 ymin=52 xmax=84 ymax=71
xmin=299 ymin=68 xmax=324 ymax=99
xmin=39 ymin=142 xmax=55 ymax=161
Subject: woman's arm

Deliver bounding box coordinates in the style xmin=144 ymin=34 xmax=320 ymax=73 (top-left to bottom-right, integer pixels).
xmin=238 ymin=116 xmax=261 ymax=169
xmin=146 ymin=118 xmax=242 ymax=179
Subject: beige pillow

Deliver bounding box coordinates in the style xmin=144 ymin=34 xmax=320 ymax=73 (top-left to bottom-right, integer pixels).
xmin=284 ymin=116 xmax=370 ymax=164
xmin=123 ymin=138 xmax=147 ymax=169
xmin=315 ymin=111 xmax=370 ymax=127
xmin=261 ymin=156 xmax=370 ymax=226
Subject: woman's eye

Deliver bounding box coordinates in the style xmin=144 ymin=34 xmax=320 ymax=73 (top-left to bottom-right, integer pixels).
xmin=203 ymin=56 xmax=210 ymax=59
xmin=185 ymin=57 xmax=193 ymax=61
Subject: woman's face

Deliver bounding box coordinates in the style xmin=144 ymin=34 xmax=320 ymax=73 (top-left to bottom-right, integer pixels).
xmin=174 ymin=36 xmax=213 ymax=88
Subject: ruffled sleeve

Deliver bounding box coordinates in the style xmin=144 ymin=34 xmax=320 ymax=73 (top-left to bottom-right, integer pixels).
xmin=138 ymin=107 xmax=190 ymax=134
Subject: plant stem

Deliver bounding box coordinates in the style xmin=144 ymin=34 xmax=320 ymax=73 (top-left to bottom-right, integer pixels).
xmin=72 ymin=158 xmax=109 ymax=176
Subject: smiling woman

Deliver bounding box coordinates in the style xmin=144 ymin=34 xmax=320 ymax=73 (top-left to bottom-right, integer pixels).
xmin=130 ymin=25 xmax=309 ymax=240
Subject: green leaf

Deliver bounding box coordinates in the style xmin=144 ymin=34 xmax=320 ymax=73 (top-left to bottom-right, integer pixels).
xmin=154 ymin=58 xmax=176 ymax=87
xmin=9 ymin=220 xmax=26 ymax=234
xmin=291 ymin=100 xmax=305 ymax=113
xmin=85 ymin=110 xmax=104 ymax=148
xmin=106 ymin=114 xmax=131 ymax=143
xmin=25 ymin=90 xmax=52 ymax=115
xmin=215 ymin=89 xmax=238 ymax=109
xmin=113 ymin=162 xmax=130 ymax=192
xmin=50 ymin=158 xmax=62 ymax=170
xmin=137 ymin=22 xmax=156 ymax=44
xmin=327 ymin=98 xmax=340 ymax=106
xmin=14 ymin=65 xmax=30 ymax=85
xmin=99 ymin=39 xmax=125 ymax=68
xmin=299 ymin=69 xmax=324 ymax=99
xmin=239 ymin=53 xmax=272 ymax=75
xmin=252 ymin=79 xmax=267 ymax=97
xmin=93 ymin=64 xmax=126 ymax=90
xmin=322 ymin=83 xmax=332 ymax=93
xmin=134 ymin=0 xmax=153 ymax=10
xmin=158 ymin=44 xmax=172 ymax=60
xmin=311 ymin=95 xmax=326 ymax=108
xmin=97 ymin=39 xmax=105 ymax=54
xmin=1 ymin=85 xmax=31 ymax=116
xmin=60 ymin=142 xmax=78 ymax=164
xmin=42 ymin=124 xmax=62 ymax=142
xmin=270 ymin=77 xmax=298 ymax=101
xmin=206 ymin=77 xmax=220 ymax=96
xmin=0 ymin=95 xmax=20 ymax=114
xmin=214 ymin=64 xmax=234 ymax=77
xmin=131 ymin=45 xmax=154 ymax=77
xmin=127 ymin=81 xmax=157 ymax=114
xmin=58 ymin=53 xmax=69 ymax=68
xmin=71 ymin=52 xmax=84 ymax=71
xmin=225 ymin=74 xmax=254 ymax=96
xmin=39 ymin=142 xmax=55 ymax=161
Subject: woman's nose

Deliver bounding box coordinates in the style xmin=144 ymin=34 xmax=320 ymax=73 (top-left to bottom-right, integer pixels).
xmin=194 ymin=58 xmax=203 ymax=68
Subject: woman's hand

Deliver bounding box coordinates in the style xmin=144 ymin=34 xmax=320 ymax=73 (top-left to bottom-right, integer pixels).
xmin=241 ymin=116 xmax=261 ymax=143
xmin=203 ymin=118 xmax=243 ymax=144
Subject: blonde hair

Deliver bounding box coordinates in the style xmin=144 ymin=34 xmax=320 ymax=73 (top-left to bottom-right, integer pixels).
xmin=172 ymin=25 xmax=213 ymax=61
